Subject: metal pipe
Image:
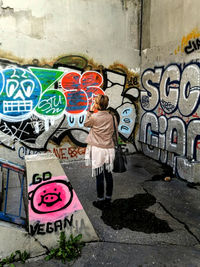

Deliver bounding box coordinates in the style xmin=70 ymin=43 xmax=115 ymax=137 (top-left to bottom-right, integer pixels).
xmin=139 ymin=0 xmax=143 ymax=56
xmin=18 ymin=174 xmax=24 ymax=217
xmin=3 ymin=169 xmax=9 ymax=214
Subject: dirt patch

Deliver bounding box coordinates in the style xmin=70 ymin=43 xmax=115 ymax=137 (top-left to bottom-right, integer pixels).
xmin=148 ymin=165 xmax=174 ymax=182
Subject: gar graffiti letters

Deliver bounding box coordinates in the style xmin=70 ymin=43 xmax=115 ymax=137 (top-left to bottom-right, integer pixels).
xmin=140 ymin=62 xmax=200 ymax=183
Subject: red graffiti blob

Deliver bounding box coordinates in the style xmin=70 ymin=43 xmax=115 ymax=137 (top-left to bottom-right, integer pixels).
xmin=61 ymin=71 xmax=104 ymax=114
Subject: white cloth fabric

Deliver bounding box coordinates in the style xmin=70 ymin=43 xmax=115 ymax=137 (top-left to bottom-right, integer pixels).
xmin=85 ymin=145 xmax=115 ymax=177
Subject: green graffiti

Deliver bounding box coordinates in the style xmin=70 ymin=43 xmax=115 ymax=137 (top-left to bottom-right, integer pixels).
xmin=54 ymin=56 xmax=88 ymax=69
xmin=36 ymin=89 xmax=66 ymax=116
xmin=29 ymin=67 xmax=64 ymax=92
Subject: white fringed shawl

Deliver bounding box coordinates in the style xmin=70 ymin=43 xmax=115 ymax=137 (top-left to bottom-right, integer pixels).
xmin=85 ymin=145 xmax=115 ymax=177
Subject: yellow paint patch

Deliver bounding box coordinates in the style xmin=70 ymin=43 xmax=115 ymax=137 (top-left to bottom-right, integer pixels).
xmin=175 ymin=28 xmax=200 ymax=54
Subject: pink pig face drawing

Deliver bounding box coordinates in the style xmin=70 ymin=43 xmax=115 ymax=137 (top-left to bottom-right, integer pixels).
xmin=28 ymin=180 xmax=73 ymax=214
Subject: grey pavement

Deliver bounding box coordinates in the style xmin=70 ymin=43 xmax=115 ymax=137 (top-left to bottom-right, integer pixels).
xmin=15 ymin=153 xmax=200 ymax=267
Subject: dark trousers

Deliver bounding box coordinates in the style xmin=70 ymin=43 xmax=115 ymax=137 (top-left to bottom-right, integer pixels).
xmin=96 ymin=166 xmax=113 ymax=199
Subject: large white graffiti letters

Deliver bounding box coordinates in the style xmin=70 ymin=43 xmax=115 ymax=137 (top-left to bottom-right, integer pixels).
xmin=140 ymin=62 xmax=200 ymax=183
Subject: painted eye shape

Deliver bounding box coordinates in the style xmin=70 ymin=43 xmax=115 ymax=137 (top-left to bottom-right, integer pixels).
xmin=21 ymin=80 xmax=34 ymax=97
xmin=6 ymin=79 xmax=19 ymax=97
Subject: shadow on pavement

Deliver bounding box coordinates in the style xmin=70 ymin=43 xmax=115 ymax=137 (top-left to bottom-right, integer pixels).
xmin=97 ymin=193 xmax=173 ymax=233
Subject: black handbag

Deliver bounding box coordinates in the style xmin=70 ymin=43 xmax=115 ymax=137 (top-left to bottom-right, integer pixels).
xmin=112 ymin=115 xmax=127 ymax=173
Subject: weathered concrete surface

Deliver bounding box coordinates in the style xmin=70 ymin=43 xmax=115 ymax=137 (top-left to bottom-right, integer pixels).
xmin=0 ymin=0 xmax=139 ymax=69
xmin=10 ymin=154 xmax=200 ymax=266
xmin=0 ymin=221 xmax=46 ymax=259
xmin=61 ymin=154 xmax=199 ymax=247
xmin=143 ymin=179 xmax=200 ymax=242
xmin=15 ymin=242 xmax=200 ymax=267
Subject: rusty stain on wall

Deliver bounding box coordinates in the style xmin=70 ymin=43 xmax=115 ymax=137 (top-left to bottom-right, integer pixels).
xmin=0 ymin=54 xmax=140 ymax=92
xmin=109 ymin=62 xmax=139 ymax=89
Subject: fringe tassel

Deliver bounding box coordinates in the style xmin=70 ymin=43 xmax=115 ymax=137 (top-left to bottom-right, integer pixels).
xmin=105 ymin=162 xmax=113 ymax=173
xmin=92 ymin=162 xmax=113 ymax=177
xmin=85 ymin=145 xmax=114 ymax=177
xmin=85 ymin=159 xmax=91 ymax=166
xmin=92 ymin=165 xmax=104 ymax=177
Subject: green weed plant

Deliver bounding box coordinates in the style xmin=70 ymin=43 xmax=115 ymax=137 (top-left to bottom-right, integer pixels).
xmin=0 ymin=250 xmax=30 ymax=267
xmin=45 ymin=232 xmax=85 ymax=263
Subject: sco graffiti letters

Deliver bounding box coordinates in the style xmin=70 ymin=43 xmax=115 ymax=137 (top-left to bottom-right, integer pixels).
xmin=141 ymin=62 xmax=200 ymax=182
xmin=141 ymin=63 xmax=200 ymax=116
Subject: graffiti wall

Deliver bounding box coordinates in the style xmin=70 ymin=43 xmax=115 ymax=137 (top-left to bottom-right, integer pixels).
xmin=140 ymin=62 xmax=200 ymax=183
xmin=140 ymin=0 xmax=200 ymax=183
xmin=0 ymin=56 xmax=139 ymax=164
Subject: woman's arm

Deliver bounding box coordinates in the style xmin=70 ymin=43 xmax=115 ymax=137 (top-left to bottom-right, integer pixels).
xmin=114 ymin=115 xmax=119 ymax=139
xmin=112 ymin=115 xmax=119 ymax=144
xmin=84 ymin=111 xmax=94 ymax=128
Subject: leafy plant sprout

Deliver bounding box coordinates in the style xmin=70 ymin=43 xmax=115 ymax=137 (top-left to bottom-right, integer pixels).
xmin=45 ymin=231 xmax=85 ymax=263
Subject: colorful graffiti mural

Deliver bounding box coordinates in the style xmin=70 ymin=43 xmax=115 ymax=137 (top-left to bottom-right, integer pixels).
xmin=61 ymin=71 xmax=104 ymax=114
xmin=140 ymin=62 xmax=200 ymax=183
xmin=0 ymin=56 xmax=139 ymax=160
xmin=0 ymin=67 xmax=103 ymax=122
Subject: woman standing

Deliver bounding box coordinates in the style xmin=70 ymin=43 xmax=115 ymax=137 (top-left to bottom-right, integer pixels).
xmin=84 ymin=94 xmax=118 ymax=209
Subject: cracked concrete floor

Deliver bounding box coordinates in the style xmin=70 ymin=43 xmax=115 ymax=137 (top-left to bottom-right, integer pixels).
xmin=62 ymin=154 xmax=200 ymax=248
xmin=17 ymin=153 xmax=200 ymax=266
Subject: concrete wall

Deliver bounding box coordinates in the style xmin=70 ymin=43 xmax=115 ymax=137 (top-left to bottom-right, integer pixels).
xmin=140 ymin=0 xmax=200 ymax=183
xmin=0 ymin=0 xmax=140 ymax=165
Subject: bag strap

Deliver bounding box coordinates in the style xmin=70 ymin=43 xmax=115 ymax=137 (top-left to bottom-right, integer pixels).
xmin=111 ymin=114 xmax=119 ymax=147
xmin=111 ymin=114 xmax=127 ymax=164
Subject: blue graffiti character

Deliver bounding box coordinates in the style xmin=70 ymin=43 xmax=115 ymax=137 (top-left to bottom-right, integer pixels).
xmin=0 ymin=68 xmax=41 ymax=122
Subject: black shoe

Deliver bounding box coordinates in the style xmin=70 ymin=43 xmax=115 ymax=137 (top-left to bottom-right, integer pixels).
xmin=93 ymin=200 xmax=105 ymax=210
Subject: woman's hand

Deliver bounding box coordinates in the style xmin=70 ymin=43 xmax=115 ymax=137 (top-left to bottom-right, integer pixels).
xmin=90 ymin=102 xmax=96 ymax=112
